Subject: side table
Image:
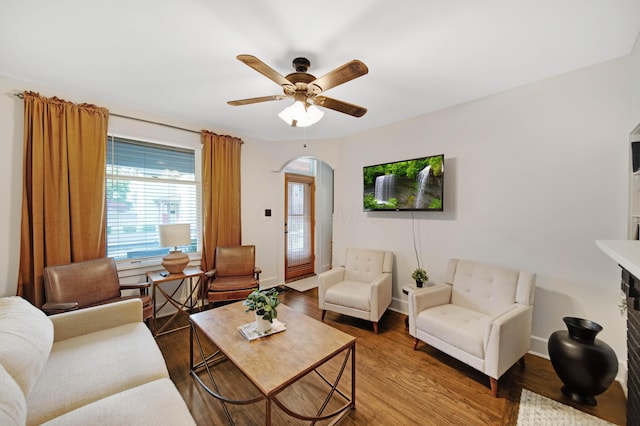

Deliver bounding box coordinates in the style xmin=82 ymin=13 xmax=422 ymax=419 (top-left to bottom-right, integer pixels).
xmin=402 ymin=281 xmax=436 ymax=296
xmin=147 ymin=267 xmax=205 ymax=337
xmin=403 ymin=282 xmax=436 ymax=328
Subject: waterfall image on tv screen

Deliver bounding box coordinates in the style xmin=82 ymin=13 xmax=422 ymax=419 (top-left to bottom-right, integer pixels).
xmin=363 ymin=154 xmax=444 ymax=211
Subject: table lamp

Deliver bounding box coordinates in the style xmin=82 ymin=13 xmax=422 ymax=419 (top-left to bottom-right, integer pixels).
xmin=158 ymin=223 xmax=191 ymax=274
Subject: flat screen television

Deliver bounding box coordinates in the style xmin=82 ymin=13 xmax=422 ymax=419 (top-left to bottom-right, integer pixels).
xmin=363 ymin=154 xmax=444 ymax=211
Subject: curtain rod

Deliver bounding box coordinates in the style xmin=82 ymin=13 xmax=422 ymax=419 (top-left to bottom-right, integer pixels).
xmin=109 ymin=112 xmax=201 ymax=135
xmin=14 ymin=92 xmax=201 ymax=135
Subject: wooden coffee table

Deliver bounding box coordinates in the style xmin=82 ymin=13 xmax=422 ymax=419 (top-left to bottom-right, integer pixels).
xmin=190 ymin=301 xmax=356 ymax=425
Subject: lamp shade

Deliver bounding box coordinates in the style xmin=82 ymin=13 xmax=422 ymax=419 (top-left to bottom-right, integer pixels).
xmin=159 ymin=223 xmax=191 ymax=248
xmin=158 ymin=223 xmax=191 ymax=274
xmin=278 ymin=101 xmax=324 ymax=127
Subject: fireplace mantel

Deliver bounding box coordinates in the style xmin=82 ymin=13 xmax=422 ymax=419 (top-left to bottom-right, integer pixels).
xmin=597 ymin=240 xmax=640 ymax=279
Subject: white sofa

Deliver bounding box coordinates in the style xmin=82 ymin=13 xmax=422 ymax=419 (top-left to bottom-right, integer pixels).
xmin=408 ymin=258 xmax=535 ymax=396
xmin=0 ymin=296 xmax=195 ymax=425
xmin=318 ymin=248 xmax=393 ymax=333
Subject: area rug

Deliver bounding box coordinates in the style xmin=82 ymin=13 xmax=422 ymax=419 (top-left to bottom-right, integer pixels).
xmin=285 ymin=276 xmax=318 ymax=292
xmin=516 ymin=389 xmax=614 ymax=425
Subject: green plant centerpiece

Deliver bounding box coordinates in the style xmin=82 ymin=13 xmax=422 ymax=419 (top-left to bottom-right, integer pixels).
xmin=411 ymin=268 xmax=429 ymax=288
xmin=243 ymin=288 xmax=281 ymax=323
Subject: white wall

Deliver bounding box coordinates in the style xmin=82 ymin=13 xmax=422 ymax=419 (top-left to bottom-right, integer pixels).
xmin=316 ymin=160 xmax=334 ymax=273
xmin=631 ymin=34 xmax=640 ymax=128
xmin=0 ymin=79 xmax=23 ymax=297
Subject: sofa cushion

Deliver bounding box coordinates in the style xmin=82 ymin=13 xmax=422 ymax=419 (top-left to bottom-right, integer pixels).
xmin=0 ymin=363 xmax=26 ymax=426
xmin=325 ymin=281 xmax=371 ymax=312
xmin=26 ymin=322 xmax=169 ymax=425
xmin=0 ymin=296 xmax=53 ymax=397
xmin=417 ymin=304 xmax=489 ymax=359
xmin=40 ymin=378 xmax=195 ymax=426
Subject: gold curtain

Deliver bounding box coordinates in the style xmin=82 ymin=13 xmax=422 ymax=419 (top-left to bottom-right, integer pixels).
xmin=17 ymin=92 xmax=109 ymax=306
xmin=201 ymin=131 xmax=242 ymax=273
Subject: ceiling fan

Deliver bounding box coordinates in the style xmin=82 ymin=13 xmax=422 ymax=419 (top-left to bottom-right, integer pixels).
xmin=227 ymin=55 xmax=368 ymax=127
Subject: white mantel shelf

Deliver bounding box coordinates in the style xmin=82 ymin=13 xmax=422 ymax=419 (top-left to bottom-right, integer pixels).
xmin=596 ymin=239 xmax=640 ymax=279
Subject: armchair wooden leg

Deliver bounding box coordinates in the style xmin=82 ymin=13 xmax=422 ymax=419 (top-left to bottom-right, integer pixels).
xmin=321 ymin=310 xmax=326 ymax=321
xmin=489 ymin=377 xmax=498 ymax=397
xmin=373 ymin=322 xmax=378 ymax=334
xmin=413 ymin=338 xmax=419 ymax=350
xmin=519 ymin=356 xmax=526 ymax=368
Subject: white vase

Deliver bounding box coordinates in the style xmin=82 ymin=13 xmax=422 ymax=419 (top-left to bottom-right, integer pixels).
xmin=255 ymin=313 xmax=272 ymax=333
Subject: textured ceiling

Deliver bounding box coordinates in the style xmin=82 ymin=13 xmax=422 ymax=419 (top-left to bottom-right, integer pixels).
xmin=1 ymin=0 xmax=639 ymax=141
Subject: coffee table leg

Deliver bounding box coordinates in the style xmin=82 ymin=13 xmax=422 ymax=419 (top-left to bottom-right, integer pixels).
xmin=152 ymin=282 xmax=157 ymax=336
xmin=189 ymin=322 xmax=264 ymax=424
xmin=270 ymin=343 xmax=355 ymax=422
xmin=352 ymin=340 xmax=357 ymax=410
xmin=265 ymin=399 xmax=271 ymax=426
xmin=189 ymin=320 xmax=194 ymax=371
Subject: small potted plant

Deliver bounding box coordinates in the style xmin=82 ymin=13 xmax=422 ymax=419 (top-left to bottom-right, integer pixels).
xmin=243 ymin=288 xmax=281 ymax=333
xmin=411 ymin=268 xmax=429 ymax=288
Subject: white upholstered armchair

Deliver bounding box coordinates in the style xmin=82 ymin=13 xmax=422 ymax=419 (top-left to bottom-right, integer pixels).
xmin=318 ymin=248 xmax=393 ymax=333
xmin=408 ymin=258 xmax=535 ymax=396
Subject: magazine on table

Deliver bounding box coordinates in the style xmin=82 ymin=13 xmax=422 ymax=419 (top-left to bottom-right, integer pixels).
xmin=238 ymin=319 xmax=286 ymax=341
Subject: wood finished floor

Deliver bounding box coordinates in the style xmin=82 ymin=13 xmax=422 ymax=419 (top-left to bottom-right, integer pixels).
xmin=155 ymin=287 xmax=627 ymax=425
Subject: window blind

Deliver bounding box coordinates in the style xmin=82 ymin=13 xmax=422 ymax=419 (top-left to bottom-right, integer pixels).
xmin=106 ymin=136 xmax=199 ymax=260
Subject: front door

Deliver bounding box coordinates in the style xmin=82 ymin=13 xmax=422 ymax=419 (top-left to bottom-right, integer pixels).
xmin=285 ymin=173 xmax=315 ymax=281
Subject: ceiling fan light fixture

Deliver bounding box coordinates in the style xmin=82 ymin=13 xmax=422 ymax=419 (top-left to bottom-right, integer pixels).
xmin=278 ymin=101 xmax=324 ymax=128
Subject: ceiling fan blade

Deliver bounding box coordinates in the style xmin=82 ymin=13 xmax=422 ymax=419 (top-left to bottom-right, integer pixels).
xmin=308 ymin=60 xmax=368 ymax=94
xmin=237 ymin=55 xmax=293 ymax=89
xmin=313 ymin=96 xmax=367 ymax=117
xmin=227 ymin=95 xmax=287 ymax=106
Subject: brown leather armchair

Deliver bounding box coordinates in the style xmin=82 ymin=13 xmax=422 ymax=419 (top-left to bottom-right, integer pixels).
xmin=42 ymin=257 xmax=152 ymax=321
xmin=206 ymin=245 xmax=261 ymax=304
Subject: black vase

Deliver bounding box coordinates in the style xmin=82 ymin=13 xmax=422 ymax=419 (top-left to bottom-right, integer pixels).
xmin=547 ymin=317 xmax=618 ymax=406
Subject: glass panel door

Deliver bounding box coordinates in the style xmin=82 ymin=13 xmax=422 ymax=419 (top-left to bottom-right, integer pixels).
xmin=285 ymin=173 xmax=315 ymax=281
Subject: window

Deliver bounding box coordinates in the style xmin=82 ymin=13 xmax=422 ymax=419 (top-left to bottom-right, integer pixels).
xmin=106 ymin=136 xmax=200 ymax=260
xmin=285 ymin=157 xmax=315 ymax=176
